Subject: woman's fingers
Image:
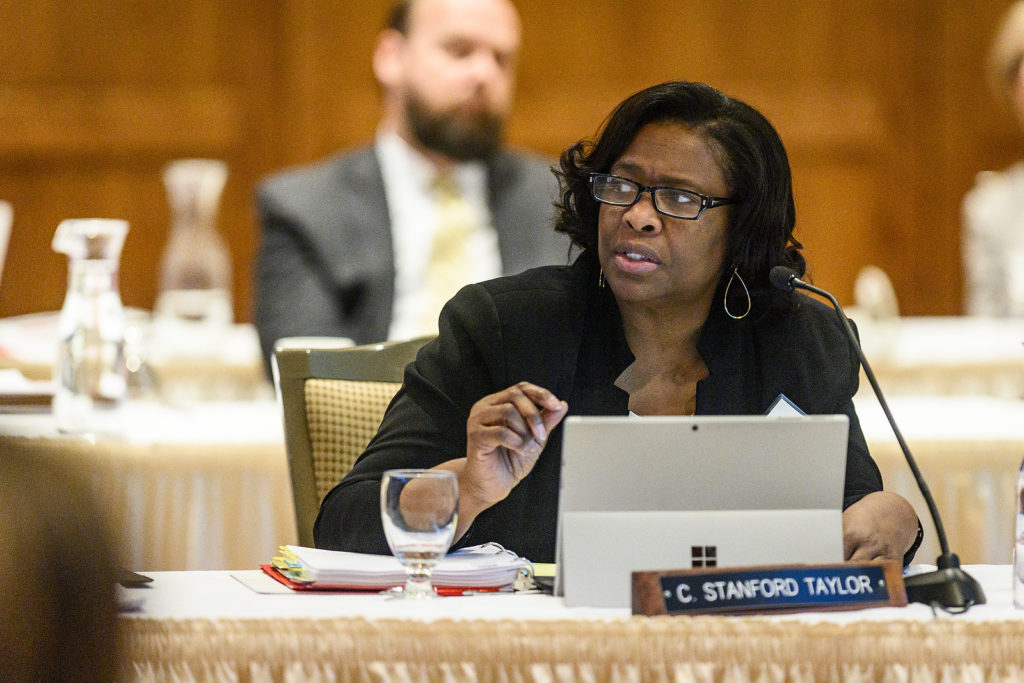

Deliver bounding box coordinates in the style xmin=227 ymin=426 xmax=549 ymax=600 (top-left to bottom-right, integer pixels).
xmin=542 ymin=399 xmax=570 ymax=432
xmin=507 ymin=384 xmax=549 ymax=442
xmin=471 ymin=421 xmax=544 ymax=458
xmin=471 ymin=403 xmax=535 ymax=445
xmin=470 ymin=382 xmax=566 ymax=454
xmin=492 ymin=382 xmax=559 ymax=442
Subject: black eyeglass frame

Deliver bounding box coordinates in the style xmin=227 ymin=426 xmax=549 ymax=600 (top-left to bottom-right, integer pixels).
xmin=588 ymin=172 xmax=735 ymax=220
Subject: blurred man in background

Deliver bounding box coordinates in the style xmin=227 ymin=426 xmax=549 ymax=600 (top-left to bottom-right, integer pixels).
xmin=255 ymin=0 xmax=567 ymax=363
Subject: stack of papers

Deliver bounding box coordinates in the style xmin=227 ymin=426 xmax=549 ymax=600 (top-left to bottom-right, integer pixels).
xmin=264 ymin=543 xmax=529 ymax=592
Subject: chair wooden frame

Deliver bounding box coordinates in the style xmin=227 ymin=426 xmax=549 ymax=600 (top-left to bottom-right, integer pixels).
xmin=272 ymin=336 xmax=433 ymax=547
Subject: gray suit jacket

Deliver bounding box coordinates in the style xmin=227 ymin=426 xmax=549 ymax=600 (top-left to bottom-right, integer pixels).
xmin=254 ymin=146 xmax=569 ymax=361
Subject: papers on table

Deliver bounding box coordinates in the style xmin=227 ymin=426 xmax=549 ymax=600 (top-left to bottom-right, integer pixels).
xmin=267 ymin=543 xmax=529 ymax=591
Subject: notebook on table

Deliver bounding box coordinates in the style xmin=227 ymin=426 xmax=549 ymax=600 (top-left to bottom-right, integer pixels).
xmin=555 ymin=414 xmax=849 ymax=607
xmin=262 ymin=542 xmax=528 ymax=595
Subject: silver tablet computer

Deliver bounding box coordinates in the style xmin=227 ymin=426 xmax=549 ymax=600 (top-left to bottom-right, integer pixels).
xmin=555 ymin=414 xmax=849 ymax=607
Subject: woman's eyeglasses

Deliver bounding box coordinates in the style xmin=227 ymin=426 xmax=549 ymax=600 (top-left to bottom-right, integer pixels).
xmin=589 ymin=173 xmax=734 ymax=220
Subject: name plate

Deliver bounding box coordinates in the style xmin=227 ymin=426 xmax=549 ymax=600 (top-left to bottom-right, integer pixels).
xmin=632 ymin=562 xmax=907 ymax=616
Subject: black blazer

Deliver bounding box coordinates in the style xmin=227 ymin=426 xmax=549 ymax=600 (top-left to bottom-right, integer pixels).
xmin=253 ymin=146 xmax=570 ymax=362
xmin=315 ymin=255 xmax=883 ymax=563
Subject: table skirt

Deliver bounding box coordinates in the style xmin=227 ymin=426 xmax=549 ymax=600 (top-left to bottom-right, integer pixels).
xmin=124 ymin=616 xmax=1024 ymax=683
xmin=2 ymin=433 xmax=295 ymax=571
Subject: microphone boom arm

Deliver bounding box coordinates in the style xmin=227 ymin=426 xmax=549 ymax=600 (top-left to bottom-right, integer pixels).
xmin=769 ymin=266 xmax=984 ymax=612
xmin=787 ymin=279 xmax=949 ymax=558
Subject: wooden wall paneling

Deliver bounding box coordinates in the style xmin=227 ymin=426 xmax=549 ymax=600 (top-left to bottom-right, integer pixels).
xmin=2 ymin=0 xmax=1021 ymax=322
xmin=0 ymin=0 xmax=279 ymax=323
xmin=511 ymin=0 xmax=911 ymax=308
xmin=207 ymin=1 xmax=281 ymax=323
xmin=730 ymin=79 xmax=891 ymax=305
xmin=271 ymin=0 xmax=390 ymax=166
xmin=510 ymin=3 xmax=659 ymax=152
xmin=792 ymin=161 xmax=889 ymax=300
xmin=871 ymin=0 xmax=1019 ymax=315
xmin=938 ymin=0 xmax=1022 ymax=314
xmin=0 ymin=86 xmax=243 ymax=157
xmin=945 ymin=1 xmax=1023 ymax=186
xmin=813 ymin=2 xmax=924 ymax=313
xmin=893 ymin=3 xmax=957 ymax=315
xmin=0 ymin=164 xmax=132 ymax=315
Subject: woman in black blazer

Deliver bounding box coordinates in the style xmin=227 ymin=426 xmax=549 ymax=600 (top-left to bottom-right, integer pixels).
xmin=316 ymin=81 xmax=920 ymax=565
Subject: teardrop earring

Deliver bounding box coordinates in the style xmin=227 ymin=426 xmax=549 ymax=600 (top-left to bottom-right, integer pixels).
xmin=723 ymin=267 xmax=751 ymax=320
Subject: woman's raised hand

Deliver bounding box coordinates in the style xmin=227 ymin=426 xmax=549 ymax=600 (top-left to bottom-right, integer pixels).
xmin=459 ymin=381 xmax=568 ymax=517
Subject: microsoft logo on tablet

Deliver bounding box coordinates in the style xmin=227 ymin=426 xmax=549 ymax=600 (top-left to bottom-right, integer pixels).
xmin=691 ymin=546 xmax=717 ymax=568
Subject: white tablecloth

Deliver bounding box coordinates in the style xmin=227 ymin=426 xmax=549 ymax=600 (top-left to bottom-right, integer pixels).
xmin=0 ymin=311 xmax=271 ymax=401
xmin=3 ymin=393 xmax=1017 ymax=570
xmin=119 ymin=566 xmax=1024 ymax=682
xmin=856 ymin=316 xmax=1024 ymax=398
xmin=123 ymin=565 xmax=1016 ymax=622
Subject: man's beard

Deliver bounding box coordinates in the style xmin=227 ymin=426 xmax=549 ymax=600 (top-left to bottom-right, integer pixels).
xmin=405 ymin=90 xmax=505 ymax=162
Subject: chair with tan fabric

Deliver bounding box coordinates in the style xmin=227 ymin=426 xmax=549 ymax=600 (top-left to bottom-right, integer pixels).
xmin=272 ymin=335 xmax=434 ymax=547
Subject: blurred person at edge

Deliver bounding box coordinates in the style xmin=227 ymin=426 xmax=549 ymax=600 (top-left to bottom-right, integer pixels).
xmin=314 ymin=81 xmax=922 ymax=567
xmin=962 ymin=0 xmax=1024 ymax=316
xmin=0 ymin=451 xmax=122 ymax=681
xmin=254 ymin=0 xmax=567 ymax=363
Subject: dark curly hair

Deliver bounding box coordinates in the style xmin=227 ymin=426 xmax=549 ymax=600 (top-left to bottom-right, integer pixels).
xmin=554 ymin=81 xmax=805 ymax=303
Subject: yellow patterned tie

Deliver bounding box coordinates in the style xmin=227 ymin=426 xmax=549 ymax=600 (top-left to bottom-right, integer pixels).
xmin=423 ymin=173 xmax=474 ymax=332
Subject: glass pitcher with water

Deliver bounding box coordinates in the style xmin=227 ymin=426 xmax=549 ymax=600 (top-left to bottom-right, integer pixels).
xmin=51 ymin=218 xmax=129 ymax=433
xmin=155 ymin=158 xmax=232 ymax=328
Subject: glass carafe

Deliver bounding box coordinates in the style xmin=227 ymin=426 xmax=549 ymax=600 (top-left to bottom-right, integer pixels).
xmin=51 ymin=218 xmax=129 ymax=433
xmin=155 ymin=158 xmax=232 ymax=328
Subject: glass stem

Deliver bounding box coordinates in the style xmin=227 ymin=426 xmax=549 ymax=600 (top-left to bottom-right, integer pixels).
xmin=404 ymin=570 xmax=434 ymax=598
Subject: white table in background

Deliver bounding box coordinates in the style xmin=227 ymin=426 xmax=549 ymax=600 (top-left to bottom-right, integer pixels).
xmin=857 ymin=394 xmax=1024 ymax=564
xmin=856 ymin=315 xmax=1024 ymax=398
xmin=0 ymin=311 xmax=272 ymax=401
xmin=5 ymin=392 xmax=1015 ymax=570
xmin=0 ymin=399 xmax=295 ymax=571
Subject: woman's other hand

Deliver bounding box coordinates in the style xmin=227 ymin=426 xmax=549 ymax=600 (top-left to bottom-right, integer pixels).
xmin=842 ymin=491 xmax=920 ymax=563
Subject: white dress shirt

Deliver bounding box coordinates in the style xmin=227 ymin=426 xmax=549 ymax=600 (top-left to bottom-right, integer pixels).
xmin=375 ymin=132 xmax=502 ymax=339
xmin=962 ymin=162 xmax=1024 ymax=316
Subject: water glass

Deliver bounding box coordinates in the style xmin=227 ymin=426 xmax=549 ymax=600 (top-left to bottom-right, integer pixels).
xmin=380 ymin=469 xmax=458 ymax=599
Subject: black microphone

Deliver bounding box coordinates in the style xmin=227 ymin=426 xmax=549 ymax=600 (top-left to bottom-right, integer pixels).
xmin=769 ymin=265 xmax=985 ymax=612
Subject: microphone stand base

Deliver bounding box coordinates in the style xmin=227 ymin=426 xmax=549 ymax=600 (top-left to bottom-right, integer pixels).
xmin=904 ymin=554 xmax=986 ymax=612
